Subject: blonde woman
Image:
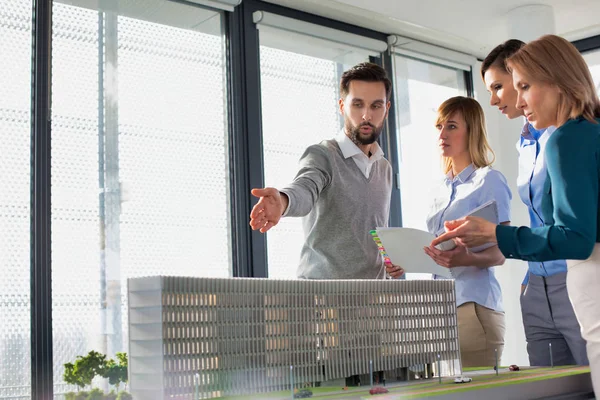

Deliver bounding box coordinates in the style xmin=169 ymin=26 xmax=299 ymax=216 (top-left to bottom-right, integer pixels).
xmin=432 ymin=35 xmax=600 ymax=391
xmin=423 ymin=96 xmax=512 ymax=367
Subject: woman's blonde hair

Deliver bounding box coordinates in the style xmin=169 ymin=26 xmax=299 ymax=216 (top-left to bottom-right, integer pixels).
xmin=507 ymin=34 xmax=600 ymax=126
xmin=436 ymin=96 xmax=495 ymax=174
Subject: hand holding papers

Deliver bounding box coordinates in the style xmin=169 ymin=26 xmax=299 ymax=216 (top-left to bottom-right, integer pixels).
xmin=372 ymin=201 xmax=500 ymax=276
xmin=423 ymin=242 xmax=470 ymax=269
xmin=435 ymin=238 xmax=457 ymax=251
xmin=464 ymin=199 xmax=499 ymax=222
xmin=372 ymin=228 xmax=452 ymax=277
xmin=430 ymin=200 xmax=500 ymax=248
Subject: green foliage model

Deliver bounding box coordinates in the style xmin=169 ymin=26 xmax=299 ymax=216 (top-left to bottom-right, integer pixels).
xmin=63 ymin=351 xmax=130 ymax=399
xmin=63 ymin=351 xmax=108 ymax=389
xmin=103 ymin=352 xmax=128 ymax=390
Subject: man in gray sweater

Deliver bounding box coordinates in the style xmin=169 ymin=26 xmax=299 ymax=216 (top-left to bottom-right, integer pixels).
xmin=249 ymin=62 xmax=404 ymax=280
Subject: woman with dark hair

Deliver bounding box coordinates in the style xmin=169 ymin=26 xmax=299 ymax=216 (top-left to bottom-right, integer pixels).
xmin=479 ymin=39 xmax=588 ymax=368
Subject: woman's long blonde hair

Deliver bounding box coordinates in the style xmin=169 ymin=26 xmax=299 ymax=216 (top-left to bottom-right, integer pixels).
xmin=437 ymin=96 xmax=495 ymax=174
xmin=507 ymin=34 xmax=600 ymax=126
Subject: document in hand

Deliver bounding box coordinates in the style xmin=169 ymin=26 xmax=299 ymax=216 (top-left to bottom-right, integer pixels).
xmin=373 ymin=200 xmax=499 ymax=277
xmin=465 ymin=200 xmax=499 ymax=224
xmin=373 ymin=227 xmax=452 ymax=277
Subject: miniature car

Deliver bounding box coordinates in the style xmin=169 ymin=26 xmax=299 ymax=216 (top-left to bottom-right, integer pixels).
xmin=454 ymin=376 xmax=472 ymax=383
xmin=509 ymin=364 xmax=520 ymax=371
xmin=369 ymin=386 xmax=389 ymax=395
xmin=293 ymin=389 xmax=313 ymax=398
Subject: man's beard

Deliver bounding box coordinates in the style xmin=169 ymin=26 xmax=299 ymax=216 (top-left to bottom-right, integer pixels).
xmin=345 ymin=119 xmax=384 ymax=146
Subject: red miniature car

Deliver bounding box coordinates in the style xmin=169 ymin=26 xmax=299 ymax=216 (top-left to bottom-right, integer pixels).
xmin=369 ymin=386 xmax=389 ymax=395
xmin=509 ymin=364 xmax=520 ymax=371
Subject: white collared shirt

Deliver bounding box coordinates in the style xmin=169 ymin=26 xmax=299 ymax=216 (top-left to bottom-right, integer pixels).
xmin=335 ymin=131 xmax=384 ymax=179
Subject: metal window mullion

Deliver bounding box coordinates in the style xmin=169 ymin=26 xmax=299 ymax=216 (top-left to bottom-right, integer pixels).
xmin=573 ymin=34 xmax=600 ymax=53
xmin=374 ymin=54 xmax=402 ymax=228
xmin=226 ymin=1 xmax=267 ymax=277
xmin=30 ymin=0 xmax=53 ymax=398
xmin=464 ymin=69 xmax=474 ymax=98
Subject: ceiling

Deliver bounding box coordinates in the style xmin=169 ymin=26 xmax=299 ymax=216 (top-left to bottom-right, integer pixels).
xmin=263 ymin=0 xmax=600 ymax=58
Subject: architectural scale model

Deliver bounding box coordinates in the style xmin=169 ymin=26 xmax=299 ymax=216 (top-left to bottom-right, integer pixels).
xmin=127 ymin=276 xmax=461 ymax=399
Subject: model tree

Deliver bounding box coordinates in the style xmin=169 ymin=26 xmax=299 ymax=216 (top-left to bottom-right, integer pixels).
xmin=63 ymin=351 xmax=130 ymax=400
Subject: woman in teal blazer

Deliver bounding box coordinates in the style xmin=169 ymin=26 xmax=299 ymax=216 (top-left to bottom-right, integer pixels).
xmin=432 ymin=34 xmax=600 ymax=392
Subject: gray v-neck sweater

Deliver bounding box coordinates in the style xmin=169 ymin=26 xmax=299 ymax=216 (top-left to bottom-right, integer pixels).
xmin=281 ymin=139 xmax=392 ymax=279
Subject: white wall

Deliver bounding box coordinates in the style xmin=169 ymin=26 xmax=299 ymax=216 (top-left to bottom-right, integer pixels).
xmin=472 ymin=61 xmax=530 ymax=367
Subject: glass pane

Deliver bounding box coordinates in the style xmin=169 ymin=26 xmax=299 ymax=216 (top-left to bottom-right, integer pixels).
xmin=394 ymin=56 xmax=467 ymax=231
xmin=258 ymin=27 xmax=372 ymax=279
xmin=0 ymin=1 xmax=32 ymax=398
xmin=583 ymin=49 xmax=600 ymax=95
xmin=51 ymin=0 xmax=230 ymax=396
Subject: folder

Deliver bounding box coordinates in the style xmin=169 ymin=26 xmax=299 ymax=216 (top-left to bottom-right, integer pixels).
xmin=371 ymin=200 xmax=499 ymax=277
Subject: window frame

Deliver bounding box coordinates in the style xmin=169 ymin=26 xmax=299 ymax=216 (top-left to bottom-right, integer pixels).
xmin=573 ymin=34 xmax=600 ymax=53
xmin=52 ymin=0 xmax=600 ymax=397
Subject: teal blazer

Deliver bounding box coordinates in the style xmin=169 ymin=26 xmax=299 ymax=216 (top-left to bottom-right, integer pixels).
xmin=497 ymin=117 xmax=600 ymax=261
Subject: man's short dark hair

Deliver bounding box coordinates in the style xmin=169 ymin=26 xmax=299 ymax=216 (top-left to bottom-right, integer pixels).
xmin=481 ymin=39 xmax=525 ymax=79
xmin=340 ymin=62 xmax=392 ymax=101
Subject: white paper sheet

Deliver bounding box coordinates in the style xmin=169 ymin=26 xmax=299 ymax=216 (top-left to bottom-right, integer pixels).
xmin=375 ymin=200 xmax=499 ymax=278
xmin=375 ymin=227 xmax=451 ymax=278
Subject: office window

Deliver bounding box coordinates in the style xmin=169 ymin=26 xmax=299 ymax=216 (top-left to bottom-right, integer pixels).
xmin=393 ymin=56 xmax=467 ymax=231
xmin=583 ymin=49 xmax=600 ymax=94
xmin=0 ymin=1 xmax=32 ymax=398
xmin=257 ymin=21 xmax=379 ymax=279
xmin=51 ymin=0 xmax=229 ymax=395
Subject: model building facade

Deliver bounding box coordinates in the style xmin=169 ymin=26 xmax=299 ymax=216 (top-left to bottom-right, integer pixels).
xmin=128 ymin=276 xmax=461 ymax=399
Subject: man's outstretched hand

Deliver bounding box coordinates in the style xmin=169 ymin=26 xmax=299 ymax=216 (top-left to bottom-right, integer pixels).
xmin=249 ymin=188 xmax=288 ymax=233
